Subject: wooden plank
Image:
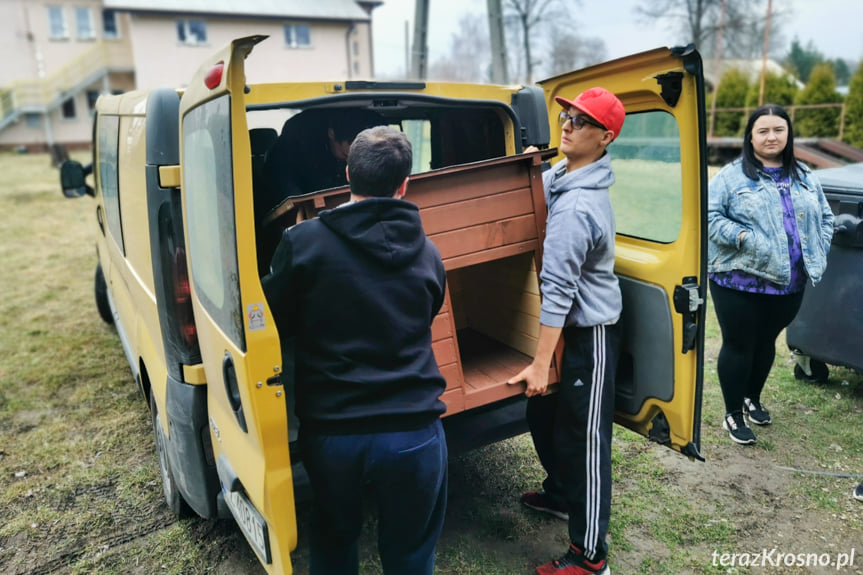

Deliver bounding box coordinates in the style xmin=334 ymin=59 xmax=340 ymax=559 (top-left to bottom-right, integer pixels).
xmin=464 ymin=288 xmax=540 ymax=321
xmin=441 ymin=240 xmax=538 ymax=270
xmin=409 ymin=163 xmax=531 ymax=209
xmin=430 ymin=215 xmax=538 ymax=260
xmin=463 ymin=381 xmax=526 ymax=410
xmin=432 ymin=338 xmax=458 ymax=366
xmin=470 ymin=351 xmax=525 ymax=383
xmin=817 ymin=139 xmax=863 ymax=162
xmin=462 ymin=363 xmax=498 ymax=391
xmin=469 ymin=305 xmax=540 ymax=337
xmin=440 ymin=387 xmax=466 ymax=416
xmin=420 ymin=188 xmax=534 ymax=235
xmin=431 ymin=312 xmax=453 ymax=342
xmin=462 ymin=258 xmax=539 ymax=294
xmin=795 ymin=143 xmax=844 ymax=169
xmin=462 ymin=371 xmax=556 ymax=410
xmin=439 ymin=362 xmax=463 ymax=391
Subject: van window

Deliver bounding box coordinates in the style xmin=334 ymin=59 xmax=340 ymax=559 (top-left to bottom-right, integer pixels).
xmin=183 ymin=95 xmax=245 ymax=351
xmin=401 ymin=119 xmax=431 ymax=174
xmin=610 ymin=111 xmax=682 ymax=243
xmin=98 ymin=115 xmax=123 ymax=253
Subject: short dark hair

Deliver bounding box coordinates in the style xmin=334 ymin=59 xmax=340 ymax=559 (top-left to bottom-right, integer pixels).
xmin=347 ymin=126 xmax=412 ymax=198
xmin=741 ymin=104 xmax=804 ymax=181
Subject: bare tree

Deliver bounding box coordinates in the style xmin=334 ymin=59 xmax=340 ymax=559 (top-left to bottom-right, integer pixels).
xmin=545 ymin=22 xmax=607 ymax=77
xmin=635 ymin=0 xmax=788 ymax=59
xmin=428 ymin=13 xmax=491 ymax=82
xmin=503 ymin=0 xmax=561 ymax=83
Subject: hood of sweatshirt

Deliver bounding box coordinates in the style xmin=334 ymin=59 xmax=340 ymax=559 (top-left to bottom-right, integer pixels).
xmin=319 ymin=197 xmax=426 ymax=268
xmin=545 ymin=152 xmax=616 ymax=199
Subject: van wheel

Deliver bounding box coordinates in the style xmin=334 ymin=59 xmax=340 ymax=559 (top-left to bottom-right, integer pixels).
xmin=150 ymin=393 xmax=191 ymax=517
xmin=794 ymin=360 xmax=829 ymax=383
xmin=94 ymin=264 xmax=113 ymax=325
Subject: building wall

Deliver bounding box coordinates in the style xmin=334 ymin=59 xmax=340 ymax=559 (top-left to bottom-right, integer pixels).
xmin=0 ymin=0 xmax=125 ymax=82
xmin=1 ymin=2 xmax=375 ymax=149
xmin=128 ymin=14 xmax=373 ymax=89
xmin=0 ymin=1 xmax=38 ymax=83
xmin=0 ymin=71 xmax=136 ymax=150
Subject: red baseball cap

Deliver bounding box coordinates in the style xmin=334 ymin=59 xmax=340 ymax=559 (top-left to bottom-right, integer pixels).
xmin=555 ymin=87 xmax=625 ymax=141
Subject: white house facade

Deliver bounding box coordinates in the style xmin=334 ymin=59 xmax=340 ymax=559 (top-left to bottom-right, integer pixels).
xmin=0 ymin=0 xmax=381 ymax=151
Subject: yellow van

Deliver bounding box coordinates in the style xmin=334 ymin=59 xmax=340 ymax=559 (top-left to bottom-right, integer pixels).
xmin=61 ymin=35 xmax=708 ymax=574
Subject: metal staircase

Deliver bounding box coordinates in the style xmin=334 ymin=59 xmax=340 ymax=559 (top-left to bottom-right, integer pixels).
xmin=0 ymin=41 xmax=133 ymax=132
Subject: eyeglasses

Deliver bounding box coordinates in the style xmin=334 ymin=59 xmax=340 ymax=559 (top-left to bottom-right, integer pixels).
xmin=558 ymin=111 xmax=607 ymax=131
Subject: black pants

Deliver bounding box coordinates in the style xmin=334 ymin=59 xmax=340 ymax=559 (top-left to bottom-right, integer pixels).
xmin=300 ymin=420 xmax=448 ymax=575
xmin=709 ymin=280 xmax=804 ymax=414
xmin=526 ymin=322 xmax=621 ymax=562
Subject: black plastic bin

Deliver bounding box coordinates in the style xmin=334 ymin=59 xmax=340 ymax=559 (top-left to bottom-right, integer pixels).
xmin=787 ymin=162 xmax=863 ymax=380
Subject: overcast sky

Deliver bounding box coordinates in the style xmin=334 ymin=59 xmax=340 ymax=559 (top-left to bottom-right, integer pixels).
xmin=372 ymin=0 xmax=863 ymax=79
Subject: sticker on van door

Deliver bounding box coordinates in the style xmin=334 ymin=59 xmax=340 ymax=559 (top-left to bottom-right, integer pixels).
xmin=247 ymin=303 xmax=266 ymax=331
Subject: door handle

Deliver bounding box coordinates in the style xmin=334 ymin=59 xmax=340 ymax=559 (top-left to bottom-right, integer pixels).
xmin=673 ymin=277 xmax=703 ymax=354
xmin=222 ymin=352 xmax=248 ymax=432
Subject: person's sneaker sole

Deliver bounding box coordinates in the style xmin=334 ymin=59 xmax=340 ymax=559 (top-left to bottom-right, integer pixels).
xmin=722 ymin=419 xmax=756 ymax=445
xmin=521 ymin=501 xmax=569 ymax=521
xmin=854 ymin=486 xmax=863 ymax=502
xmin=746 ymin=413 xmax=772 ymax=426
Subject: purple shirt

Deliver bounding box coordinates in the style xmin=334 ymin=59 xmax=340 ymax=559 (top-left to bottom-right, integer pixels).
xmin=710 ymin=167 xmax=807 ymax=294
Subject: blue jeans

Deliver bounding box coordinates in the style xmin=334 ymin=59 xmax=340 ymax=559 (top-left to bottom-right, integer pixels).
xmin=300 ymin=419 xmax=448 ymax=575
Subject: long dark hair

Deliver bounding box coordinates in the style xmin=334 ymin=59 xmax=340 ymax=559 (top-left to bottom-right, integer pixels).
xmin=741 ymin=104 xmax=805 ymax=181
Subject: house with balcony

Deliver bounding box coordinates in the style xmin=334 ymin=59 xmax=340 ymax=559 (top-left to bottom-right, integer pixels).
xmin=0 ymin=0 xmax=382 ymax=153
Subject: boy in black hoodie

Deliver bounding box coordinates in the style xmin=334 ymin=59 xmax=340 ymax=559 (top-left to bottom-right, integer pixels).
xmin=262 ymin=126 xmax=448 ymax=575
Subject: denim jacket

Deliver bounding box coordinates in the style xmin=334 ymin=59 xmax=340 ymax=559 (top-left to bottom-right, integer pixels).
xmin=707 ymin=158 xmax=834 ymax=286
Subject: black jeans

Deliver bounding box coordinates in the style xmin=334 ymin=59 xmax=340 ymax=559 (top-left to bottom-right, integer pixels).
xmin=709 ymin=280 xmax=804 ymax=414
xmin=526 ymin=322 xmax=621 ymax=562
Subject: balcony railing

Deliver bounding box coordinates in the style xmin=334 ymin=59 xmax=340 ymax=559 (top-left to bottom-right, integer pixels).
xmin=1 ymin=41 xmax=133 ymax=119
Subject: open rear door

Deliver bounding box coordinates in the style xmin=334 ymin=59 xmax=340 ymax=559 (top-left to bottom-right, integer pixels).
xmin=179 ymin=36 xmax=297 ymax=572
xmin=538 ymin=46 xmax=707 ymax=459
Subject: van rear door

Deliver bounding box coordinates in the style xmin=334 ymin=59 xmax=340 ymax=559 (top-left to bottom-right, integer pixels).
xmin=178 ymin=36 xmax=297 ymax=573
xmin=538 ymin=46 xmax=707 ymax=459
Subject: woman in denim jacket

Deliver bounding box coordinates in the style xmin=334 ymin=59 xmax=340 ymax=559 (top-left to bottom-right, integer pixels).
xmin=707 ymin=104 xmax=833 ymax=445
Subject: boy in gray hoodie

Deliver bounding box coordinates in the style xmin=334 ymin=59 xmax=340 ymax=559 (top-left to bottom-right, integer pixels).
xmin=508 ymin=87 xmax=625 ymax=575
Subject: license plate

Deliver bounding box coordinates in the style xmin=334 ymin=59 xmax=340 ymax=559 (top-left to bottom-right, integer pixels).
xmin=224 ymin=487 xmax=272 ymax=564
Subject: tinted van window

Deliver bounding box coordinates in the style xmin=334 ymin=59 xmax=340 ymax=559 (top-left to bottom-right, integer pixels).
xmin=183 ymin=95 xmax=245 ymax=351
xmin=99 ymin=115 xmax=123 ymax=253
xmin=611 ymin=111 xmax=682 ymax=243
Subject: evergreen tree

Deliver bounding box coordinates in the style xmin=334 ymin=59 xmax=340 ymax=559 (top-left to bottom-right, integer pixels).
xmin=744 ymin=71 xmax=798 ymax=108
xmin=785 ymin=38 xmax=823 ymax=84
xmin=794 ymin=63 xmax=843 ymax=138
xmin=713 ymin=68 xmax=750 ymax=137
xmin=843 ymin=61 xmax=863 ymax=148
xmin=833 ymin=58 xmax=852 ymax=86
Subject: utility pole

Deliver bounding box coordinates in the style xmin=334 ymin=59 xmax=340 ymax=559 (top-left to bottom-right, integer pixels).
xmin=758 ymin=0 xmax=773 ymax=106
xmin=708 ymin=0 xmax=726 ymax=138
xmin=487 ymin=0 xmax=509 ymax=84
xmin=411 ymin=0 xmax=429 ymax=80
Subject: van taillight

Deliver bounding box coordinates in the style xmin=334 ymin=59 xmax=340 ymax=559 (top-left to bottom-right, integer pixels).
xmin=204 ymin=62 xmax=224 ymax=89
xmin=173 ymin=248 xmax=198 ymax=348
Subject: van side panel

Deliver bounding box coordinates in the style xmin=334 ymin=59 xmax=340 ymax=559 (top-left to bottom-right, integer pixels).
xmin=144 ymin=88 xmax=218 ymax=518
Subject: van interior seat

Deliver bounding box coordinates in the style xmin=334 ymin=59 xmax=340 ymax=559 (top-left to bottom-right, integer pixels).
xmin=250 ymin=127 xmax=278 ymax=194
xmin=249 ymin=127 xmax=281 ymax=276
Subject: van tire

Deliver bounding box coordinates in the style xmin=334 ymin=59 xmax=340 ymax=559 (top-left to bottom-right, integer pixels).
xmin=94 ymin=264 xmax=113 ymax=325
xmin=150 ymin=393 xmax=192 ymax=517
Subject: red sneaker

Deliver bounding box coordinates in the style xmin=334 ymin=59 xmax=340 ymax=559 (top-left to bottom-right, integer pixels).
xmin=536 ymin=545 xmax=609 ymax=575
